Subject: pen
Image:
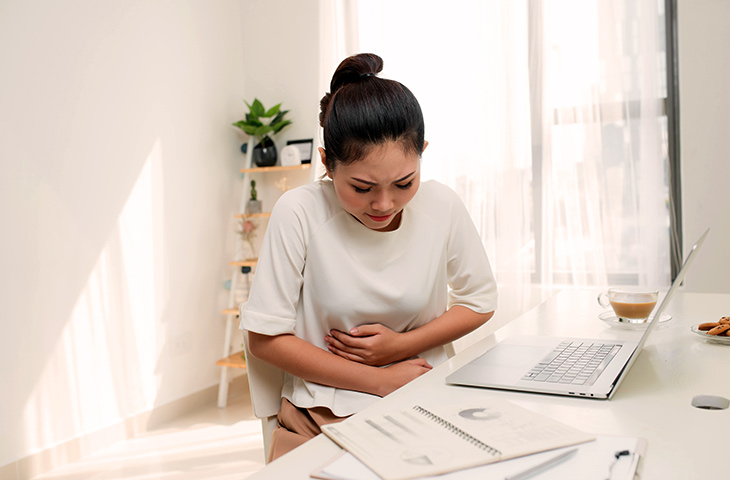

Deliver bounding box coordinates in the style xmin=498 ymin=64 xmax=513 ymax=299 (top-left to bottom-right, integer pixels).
xmin=504 ymin=448 xmax=578 ymax=480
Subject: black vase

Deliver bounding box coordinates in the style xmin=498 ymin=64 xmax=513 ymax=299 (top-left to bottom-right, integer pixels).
xmin=252 ymin=137 xmax=277 ymax=167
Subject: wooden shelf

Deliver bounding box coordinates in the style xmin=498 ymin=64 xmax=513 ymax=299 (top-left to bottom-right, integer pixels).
xmin=218 ymin=156 xmax=312 ymax=407
xmin=216 ymin=351 xmax=247 ymax=369
xmin=230 ymin=259 xmax=258 ymax=267
xmin=241 ymin=163 xmax=311 ymax=174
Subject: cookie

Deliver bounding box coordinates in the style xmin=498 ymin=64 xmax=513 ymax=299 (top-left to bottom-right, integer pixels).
xmin=697 ymin=322 xmax=718 ymax=331
xmin=707 ymin=324 xmax=730 ymax=336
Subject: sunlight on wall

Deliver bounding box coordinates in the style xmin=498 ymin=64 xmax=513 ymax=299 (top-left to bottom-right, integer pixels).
xmin=22 ymin=141 xmax=165 ymax=452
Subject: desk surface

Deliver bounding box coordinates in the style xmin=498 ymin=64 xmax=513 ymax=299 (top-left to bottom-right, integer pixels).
xmin=249 ymin=289 xmax=730 ymax=480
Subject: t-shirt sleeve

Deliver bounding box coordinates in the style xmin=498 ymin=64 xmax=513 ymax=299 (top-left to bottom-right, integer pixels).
xmin=240 ymin=189 xmax=308 ymax=336
xmin=445 ymin=189 xmax=498 ymax=313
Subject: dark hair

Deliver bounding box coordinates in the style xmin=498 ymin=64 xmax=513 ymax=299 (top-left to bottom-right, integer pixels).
xmin=319 ymin=53 xmax=425 ymax=172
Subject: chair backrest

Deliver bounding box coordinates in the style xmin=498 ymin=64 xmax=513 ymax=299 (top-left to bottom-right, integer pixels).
xmin=240 ymin=333 xmax=284 ymax=417
xmin=240 ymin=302 xmax=285 ymax=460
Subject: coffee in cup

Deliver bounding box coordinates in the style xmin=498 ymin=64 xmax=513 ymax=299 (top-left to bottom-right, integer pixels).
xmin=597 ymin=287 xmax=659 ymax=324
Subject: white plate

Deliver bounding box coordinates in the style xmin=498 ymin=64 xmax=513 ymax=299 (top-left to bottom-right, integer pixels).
xmin=690 ymin=325 xmax=730 ymax=345
xmin=598 ymin=311 xmax=671 ymax=330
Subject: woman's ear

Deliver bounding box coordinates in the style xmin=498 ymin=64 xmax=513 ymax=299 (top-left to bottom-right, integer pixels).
xmin=319 ymin=147 xmax=333 ymax=179
xmin=422 ymin=140 xmax=429 ymax=153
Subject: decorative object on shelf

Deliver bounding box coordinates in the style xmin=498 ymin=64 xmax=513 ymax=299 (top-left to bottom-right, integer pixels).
xmin=246 ymin=179 xmax=262 ymax=214
xmin=252 ymin=137 xmax=277 ymax=167
xmin=286 ymin=139 xmax=314 ymax=164
xmin=234 ymin=266 xmax=253 ymax=304
xmin=232 ymin=98 xmax=292 ymax=167
xmin=275 ymin=176 xmax=292 ymax=193
xmin=238 ymin=216 xmax=259 ymax=261
xmin=280 ymin=144 xmax=302 ymax=166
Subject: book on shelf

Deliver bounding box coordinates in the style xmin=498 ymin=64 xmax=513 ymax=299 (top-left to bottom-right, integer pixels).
xmin=320 ymin=397 xmax=595 ymax=480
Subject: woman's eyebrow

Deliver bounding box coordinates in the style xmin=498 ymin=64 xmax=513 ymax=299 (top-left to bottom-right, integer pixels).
xmin=351 ymin=171 xmax=416 ymax=186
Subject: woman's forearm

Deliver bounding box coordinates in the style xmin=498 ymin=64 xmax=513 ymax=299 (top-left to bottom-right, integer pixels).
xmin=247 ymin=331 xmax=431 ymax=397
xmin=400 ymin=305 xmax=494 ymax=358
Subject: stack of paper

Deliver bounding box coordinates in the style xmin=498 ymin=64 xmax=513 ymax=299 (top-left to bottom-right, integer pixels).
xmin=320 ymin=397 xmax=598 ymax=480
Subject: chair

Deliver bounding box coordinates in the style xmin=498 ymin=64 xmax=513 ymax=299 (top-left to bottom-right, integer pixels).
xmin=239 ymin=302 xmax=285 ymax=462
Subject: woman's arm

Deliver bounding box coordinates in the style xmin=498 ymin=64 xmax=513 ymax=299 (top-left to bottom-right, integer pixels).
xmin=247 ymin=331 xmax=433 ymax=397
xmin=325 ymin=305 xmax=494 ymax=366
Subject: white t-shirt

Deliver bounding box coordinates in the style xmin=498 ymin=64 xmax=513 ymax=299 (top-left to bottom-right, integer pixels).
xmin=240 ymin=179 xmax=497 ymax=416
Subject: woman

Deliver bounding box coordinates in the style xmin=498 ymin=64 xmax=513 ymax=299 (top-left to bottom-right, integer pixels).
xmin=240 ymin=53 xmax=497 ymax=461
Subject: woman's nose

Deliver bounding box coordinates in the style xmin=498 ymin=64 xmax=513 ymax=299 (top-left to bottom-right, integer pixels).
xmin=371 ymin=191 xmax=394 ymax=212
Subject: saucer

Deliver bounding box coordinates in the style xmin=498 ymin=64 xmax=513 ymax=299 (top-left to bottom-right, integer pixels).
xmin=690 ymin=325 xmax=730 ymax=345
xmin=598 ymin=311 xmax=671 ymax=330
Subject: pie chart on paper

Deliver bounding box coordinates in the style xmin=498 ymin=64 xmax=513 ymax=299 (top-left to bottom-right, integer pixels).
xmin=458 ymin=407 xmax=501 ymax=421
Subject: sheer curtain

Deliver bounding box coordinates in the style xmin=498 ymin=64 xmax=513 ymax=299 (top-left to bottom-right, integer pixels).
xmin=537 ymin=0 xmax=670 ymax=290
xmin=328 ymin=0 xmax=671 ymax=323
xmin=315 ymin=0 xmax=361 ymax=180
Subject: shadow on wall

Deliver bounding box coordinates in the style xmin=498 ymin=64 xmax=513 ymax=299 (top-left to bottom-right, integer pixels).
xmin=16 ymin=140 xmax=169 ymax=462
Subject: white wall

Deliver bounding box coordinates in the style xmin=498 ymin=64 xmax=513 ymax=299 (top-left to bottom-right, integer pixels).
xmin=677 ymin=0 xmax=730 ymax=293
xmin=240 ymin=0 xmax=321 ymax=149
xmin=0 ymin=0 xmax=249 ymax=467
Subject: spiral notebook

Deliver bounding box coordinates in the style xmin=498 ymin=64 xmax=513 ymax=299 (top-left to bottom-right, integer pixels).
xmin=320 ymin=397 xmax=594 ymax=480
xmin=311 ymin=436 xmax=645 ymax=480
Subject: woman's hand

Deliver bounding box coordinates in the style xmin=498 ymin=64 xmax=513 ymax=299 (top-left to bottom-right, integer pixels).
xmin=248 ymin=331 xmax=430 ymax=397
xmin=375 ymin=358 xmax=433 ymax=397
xmin=325 ymin=323 xmax=409 ymax=366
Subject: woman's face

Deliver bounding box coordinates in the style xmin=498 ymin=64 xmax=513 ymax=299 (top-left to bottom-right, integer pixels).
xmin=321 ymin=141 xmax=427 ymax=232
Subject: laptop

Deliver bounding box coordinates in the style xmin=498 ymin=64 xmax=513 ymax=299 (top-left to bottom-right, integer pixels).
xmin=446 ymin=228 xmax=709 ymax=399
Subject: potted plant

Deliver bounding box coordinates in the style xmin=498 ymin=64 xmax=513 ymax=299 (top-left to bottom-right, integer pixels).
xmin=246 ymin=180 xmax=262 ymax=214
xmin=233 ymin=98 xmax=292 ymax=167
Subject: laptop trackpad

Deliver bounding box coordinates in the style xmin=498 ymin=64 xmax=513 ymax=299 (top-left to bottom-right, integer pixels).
xmin=472 ymin=344 xmax=552 ymax=368
xmin=447 ymin=341 xmax=557 ymax=387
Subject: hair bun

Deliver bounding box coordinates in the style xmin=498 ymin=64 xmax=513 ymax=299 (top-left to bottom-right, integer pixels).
xmin=329 ymin=53 xmax=383 ymax=92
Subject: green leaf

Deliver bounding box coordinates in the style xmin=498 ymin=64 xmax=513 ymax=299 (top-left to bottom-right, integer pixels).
xmin=242 ymin=125 xmax=259 ymax=135
xmin=232 ymin=121 xmax=259 ymax=136
xmin=250 ymin=98 xmax=266 ymax=117
xmin=245 ymin=116 xmax=263 ymax=127
xmin=270 ymin=110 xmax=289 ymax=126
xmin=255 ymin=125 xmax=273 ymax=137
xmin=271 ymin=120 xmax=292 ymax=133
xmin=264 ymin=103 xmax=282 ymax=117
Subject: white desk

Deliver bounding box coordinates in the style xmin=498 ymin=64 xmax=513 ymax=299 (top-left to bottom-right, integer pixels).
xmin=248 ymin=289 xmax=730 ymax=479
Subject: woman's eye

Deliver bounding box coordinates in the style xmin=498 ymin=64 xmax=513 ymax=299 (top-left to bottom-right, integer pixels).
xmin=396 ymin=181 xmax=413 ymax=190
xmin=354 ymin=186 xmax=371 ymax=193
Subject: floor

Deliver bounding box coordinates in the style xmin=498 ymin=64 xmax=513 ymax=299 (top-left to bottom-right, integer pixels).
xmin=30 ymin=378 xmax=267 ymax=480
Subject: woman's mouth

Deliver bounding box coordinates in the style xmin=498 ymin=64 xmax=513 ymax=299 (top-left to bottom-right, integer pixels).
xmin=366 ymin=213 xmax=392 ymax=223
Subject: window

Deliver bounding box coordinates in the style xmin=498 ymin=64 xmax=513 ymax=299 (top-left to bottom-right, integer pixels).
xmin=354 ymin=0 xmax=677 ymax=296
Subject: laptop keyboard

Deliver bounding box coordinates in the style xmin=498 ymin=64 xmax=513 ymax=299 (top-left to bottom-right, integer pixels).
xmin=521 ymin=341 xmax=622 ymax=386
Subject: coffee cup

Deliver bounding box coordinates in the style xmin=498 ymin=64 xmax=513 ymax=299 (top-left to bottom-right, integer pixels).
xmin=597 ymin=287 xmax=659 ymax=324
